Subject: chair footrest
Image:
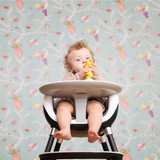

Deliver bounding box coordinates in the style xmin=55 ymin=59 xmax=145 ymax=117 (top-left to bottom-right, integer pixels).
xmin=39 ymin=151 xmax=123 ymax=160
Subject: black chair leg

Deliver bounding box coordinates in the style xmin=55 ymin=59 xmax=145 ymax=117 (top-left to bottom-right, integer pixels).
xmin=54 ymin=138 xmax=63 ymax=151
xmin=99 ymin=131 xmax=109 ymax=151
xmin=45 ymin=128 xmax=56 ymax=152
xmin=105 ymin=127 xmax=118 ymax=152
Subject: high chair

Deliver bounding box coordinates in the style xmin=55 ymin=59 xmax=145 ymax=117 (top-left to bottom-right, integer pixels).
xmin=39 ymin=80 xmax=123 ymax=160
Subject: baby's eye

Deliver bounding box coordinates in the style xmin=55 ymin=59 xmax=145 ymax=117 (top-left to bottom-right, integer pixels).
xmin=76 ymin=59 xmax=81 ymax=61
xmin=86 ymin=57 xmax=90 ymax=60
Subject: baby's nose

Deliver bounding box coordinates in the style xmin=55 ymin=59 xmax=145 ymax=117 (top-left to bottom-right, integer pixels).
xmin=83 ymin=60 xmax=87 ymax=64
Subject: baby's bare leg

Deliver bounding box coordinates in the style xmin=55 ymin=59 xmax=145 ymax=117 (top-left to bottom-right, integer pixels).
xmin=54 ymin=101 xmax=74 ymax=140
xmin=87 ymin=102 xmax=103 ymax=143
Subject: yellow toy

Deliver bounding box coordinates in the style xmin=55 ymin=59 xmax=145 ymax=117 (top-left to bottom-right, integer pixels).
xmin=84 ymin=60 xmax=94 ymax=80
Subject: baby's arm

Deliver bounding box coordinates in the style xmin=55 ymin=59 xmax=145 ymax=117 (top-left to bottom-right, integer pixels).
xmin=92 ymin=70 xmax=106 ymax=81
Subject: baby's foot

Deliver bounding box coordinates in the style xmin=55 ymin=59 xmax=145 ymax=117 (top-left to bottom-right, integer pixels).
xmin=88 ymin=130 xmax=100 ymax=143
xmin=54 ymin=129 xmax=71 ymax=140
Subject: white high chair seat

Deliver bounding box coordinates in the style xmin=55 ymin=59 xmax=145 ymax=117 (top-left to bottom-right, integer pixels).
xmin=39 ymin=81 xmax=123 ymax=160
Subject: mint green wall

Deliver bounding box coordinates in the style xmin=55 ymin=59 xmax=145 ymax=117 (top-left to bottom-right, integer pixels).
xmin=0 ymin=0 xmax=160 ymax=160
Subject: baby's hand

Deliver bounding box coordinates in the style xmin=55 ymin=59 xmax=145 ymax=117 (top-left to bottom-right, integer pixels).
xmin=89 ymin=62 xmax=98 ymax=71
xmin=81 ymin=66 xmax=92 ymax=74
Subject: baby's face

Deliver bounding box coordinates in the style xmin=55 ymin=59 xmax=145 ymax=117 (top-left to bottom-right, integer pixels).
xmin=68 ymin=48 xmax=92 ymax=73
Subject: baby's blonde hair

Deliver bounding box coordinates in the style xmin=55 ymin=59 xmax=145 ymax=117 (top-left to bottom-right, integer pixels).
xmin=63 ymin=39 xmax=95 ymax=72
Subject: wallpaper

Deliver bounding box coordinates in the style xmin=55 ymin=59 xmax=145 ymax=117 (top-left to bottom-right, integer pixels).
xmin=0 ymin=0 xmax=160 ymax=160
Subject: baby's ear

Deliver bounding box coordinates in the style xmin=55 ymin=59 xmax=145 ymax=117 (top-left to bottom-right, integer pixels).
xmin=68 ymin=65 xmax=73 ymax=72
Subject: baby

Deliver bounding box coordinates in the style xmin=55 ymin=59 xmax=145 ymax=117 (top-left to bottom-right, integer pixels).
xmin=54 ymin=40 xmax=106 ymax=143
